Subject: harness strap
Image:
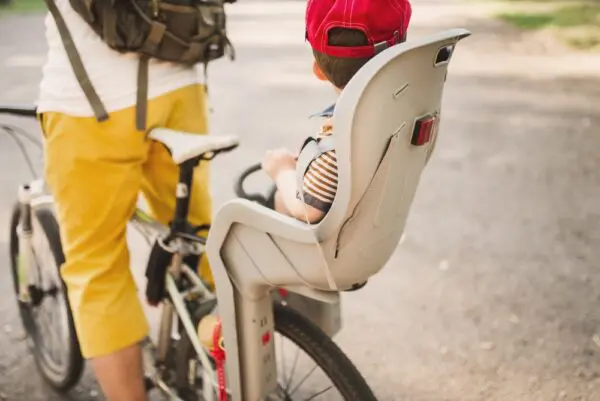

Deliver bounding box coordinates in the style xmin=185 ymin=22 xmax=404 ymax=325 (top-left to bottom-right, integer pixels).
xmin=295 ymin=135 xmax=335 ymax=199
xmin=295 ymin=134 xmax=338 ymax=291
xmin=212 ymin=320 xmax=227 ymax=401
xmin=44 ymin=0 xmax=109 ymax=122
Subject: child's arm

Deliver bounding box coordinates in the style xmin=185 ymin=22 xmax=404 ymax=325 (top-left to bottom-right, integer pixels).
xmin=262 ymin=149 xmax=326 ymax=223
xmin=274 ymin=170 xmax=326 ymax=223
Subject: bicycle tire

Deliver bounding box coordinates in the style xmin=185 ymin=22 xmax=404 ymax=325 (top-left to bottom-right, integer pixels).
xmin=9 ymin=203 xmax=84 ymax=391
xmin=174 ymin=301 xmax=377 ymax=401
xmin=273 ymin=303 xmax=378 ymax=401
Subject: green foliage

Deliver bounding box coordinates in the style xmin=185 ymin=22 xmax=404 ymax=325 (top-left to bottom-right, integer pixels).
xmin=0 ymin=0 xmax=46 ymax=14
xmin=498 ymin=2 xmax=600 ymax=50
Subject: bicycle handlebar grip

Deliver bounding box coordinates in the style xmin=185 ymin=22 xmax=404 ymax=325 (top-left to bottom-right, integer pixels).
xmin=234 ymin=163 xmax=269 ymax=205
xmin=0 ymin=105 xmax=37 ymax=118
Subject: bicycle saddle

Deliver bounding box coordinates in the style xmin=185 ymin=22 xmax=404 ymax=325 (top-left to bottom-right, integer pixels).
xmin=148 ymin=128 xmax=239 ymax=165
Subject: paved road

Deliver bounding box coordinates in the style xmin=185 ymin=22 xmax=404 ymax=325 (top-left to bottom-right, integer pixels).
xmin=1 ymin=1 xmax=600 ymax=400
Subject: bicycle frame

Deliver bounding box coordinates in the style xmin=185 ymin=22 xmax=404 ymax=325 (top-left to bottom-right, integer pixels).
xmin=15 ymin=180 xmax=49 ymax=304
xmin=130 ymin=207 xmax=223 ymax=401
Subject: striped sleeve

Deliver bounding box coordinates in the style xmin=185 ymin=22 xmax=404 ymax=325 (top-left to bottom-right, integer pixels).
xmin=298 ymin=150 xmax=339 ymax=212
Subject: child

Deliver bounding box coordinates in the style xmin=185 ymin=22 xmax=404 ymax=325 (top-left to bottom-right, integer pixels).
xmin=262 ymin=0 xmax=412 ymax=223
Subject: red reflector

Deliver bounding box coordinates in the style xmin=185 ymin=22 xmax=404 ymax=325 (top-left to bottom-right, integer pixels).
xmin=411 ymin=115 xmax=437 ymax=146
xmin=261 ymin=331 xmax=271 ymax=346
xmin=278 ymin=288 xmax=289 ymax=298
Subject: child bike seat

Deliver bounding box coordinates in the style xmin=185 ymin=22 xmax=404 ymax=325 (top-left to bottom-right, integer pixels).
xmin=206 ymin=29 xmax=471 ymax=400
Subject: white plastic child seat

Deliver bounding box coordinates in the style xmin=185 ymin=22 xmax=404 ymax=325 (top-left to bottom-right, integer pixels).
xmin=148 ymin=128 xmax=239 ymax=165
xmin=206 ymin=29 xmax=471 ymax=401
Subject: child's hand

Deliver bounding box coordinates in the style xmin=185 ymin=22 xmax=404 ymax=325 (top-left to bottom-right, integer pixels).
xmin=262 ymin=149 xmax=297 ymax=181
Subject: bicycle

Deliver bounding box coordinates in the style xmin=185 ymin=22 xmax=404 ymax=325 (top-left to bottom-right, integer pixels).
xmin=2 ymin=27 xmax=470 ymax=401
xmin=1 ymin=105 xmax=377 ymax=401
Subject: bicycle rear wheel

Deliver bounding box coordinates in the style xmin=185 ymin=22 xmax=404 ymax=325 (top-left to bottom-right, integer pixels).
xmin=271 ymin=303 xmax=377 ymax=400
xmin=175 ymin=302 xmax=377 ymax=401
xmin=9 ymin=203 xmax=84 ymax=391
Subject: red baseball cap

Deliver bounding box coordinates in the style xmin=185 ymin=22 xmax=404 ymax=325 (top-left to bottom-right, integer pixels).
xmin=306 ymin=0 xmax=412 ymax=58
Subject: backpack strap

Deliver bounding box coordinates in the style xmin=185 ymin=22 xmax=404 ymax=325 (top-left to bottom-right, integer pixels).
xmin=136 ymin=55 xmax=149 ymax=131
xmin=140 ymin=22 xmax=167 ymax=54
xmin=44 ymin=0 xmax=109 ymax=122
xmin=295 ymin=135 xmax=335 ymax=200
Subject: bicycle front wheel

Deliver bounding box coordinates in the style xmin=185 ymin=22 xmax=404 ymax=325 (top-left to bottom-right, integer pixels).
xmin=9 ymin=203 xmax=83 ymax=391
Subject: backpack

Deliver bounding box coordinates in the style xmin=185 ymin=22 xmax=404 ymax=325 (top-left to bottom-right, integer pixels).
xmin=43 ymin=0 xmax=236 ymax=131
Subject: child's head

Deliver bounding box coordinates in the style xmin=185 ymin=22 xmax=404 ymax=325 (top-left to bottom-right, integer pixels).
xmin=306 ymin=0 xmax=412 ymax=89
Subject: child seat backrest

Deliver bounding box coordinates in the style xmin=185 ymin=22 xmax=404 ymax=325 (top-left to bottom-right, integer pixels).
xmin=300 ymin=29 xmax=471 ymax=289
xmin=207 ymin=29 xmax=471 ymax=296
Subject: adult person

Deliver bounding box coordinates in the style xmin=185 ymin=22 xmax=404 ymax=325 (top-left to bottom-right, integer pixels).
xmin=37 ymin=0 xmax=221 ymax=399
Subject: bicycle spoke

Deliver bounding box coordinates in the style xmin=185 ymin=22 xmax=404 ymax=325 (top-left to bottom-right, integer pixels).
xmin=280 ymin=333 xmax=287 ymax=385
xmin=289 ymin=364 xmax=318 ymax=396
xmin=284 ymin=347 xmax=301 ymax=392
xmin=49 ymin=299 xmax=66 ymax=364
xmin=29 ymin=221 xmax=71 ymax=369
xmin=43 ymin=303 xmax=55 ymax=358
xmin=40 ymin=303 xmax=60 ymax=364
xmin=43 ymin=302 xmax=60 ymax=342
xmin=36 ymin=307 xmax=52 ymax=358
xmin=303 ymin=385 xmax=333 ymax=401
xmin=58 ymin=297 xmax=71 ymax=345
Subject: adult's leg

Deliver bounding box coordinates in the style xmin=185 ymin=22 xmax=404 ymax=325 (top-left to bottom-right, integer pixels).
xmin=90 ymin=344 xmax=147 ymax=401
xmin=141 ymin=84 xmax=214 ymax=287
xmin=43 ymin=109 xmax=154 ymax=401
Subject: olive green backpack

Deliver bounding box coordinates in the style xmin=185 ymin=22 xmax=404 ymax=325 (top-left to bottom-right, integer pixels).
xmin=44 ymin=0 xmax=236 ymax=130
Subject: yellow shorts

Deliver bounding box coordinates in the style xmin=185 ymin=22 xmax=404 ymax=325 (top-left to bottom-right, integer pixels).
xmin=42 ymin=84 xmax=213 ymax=359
